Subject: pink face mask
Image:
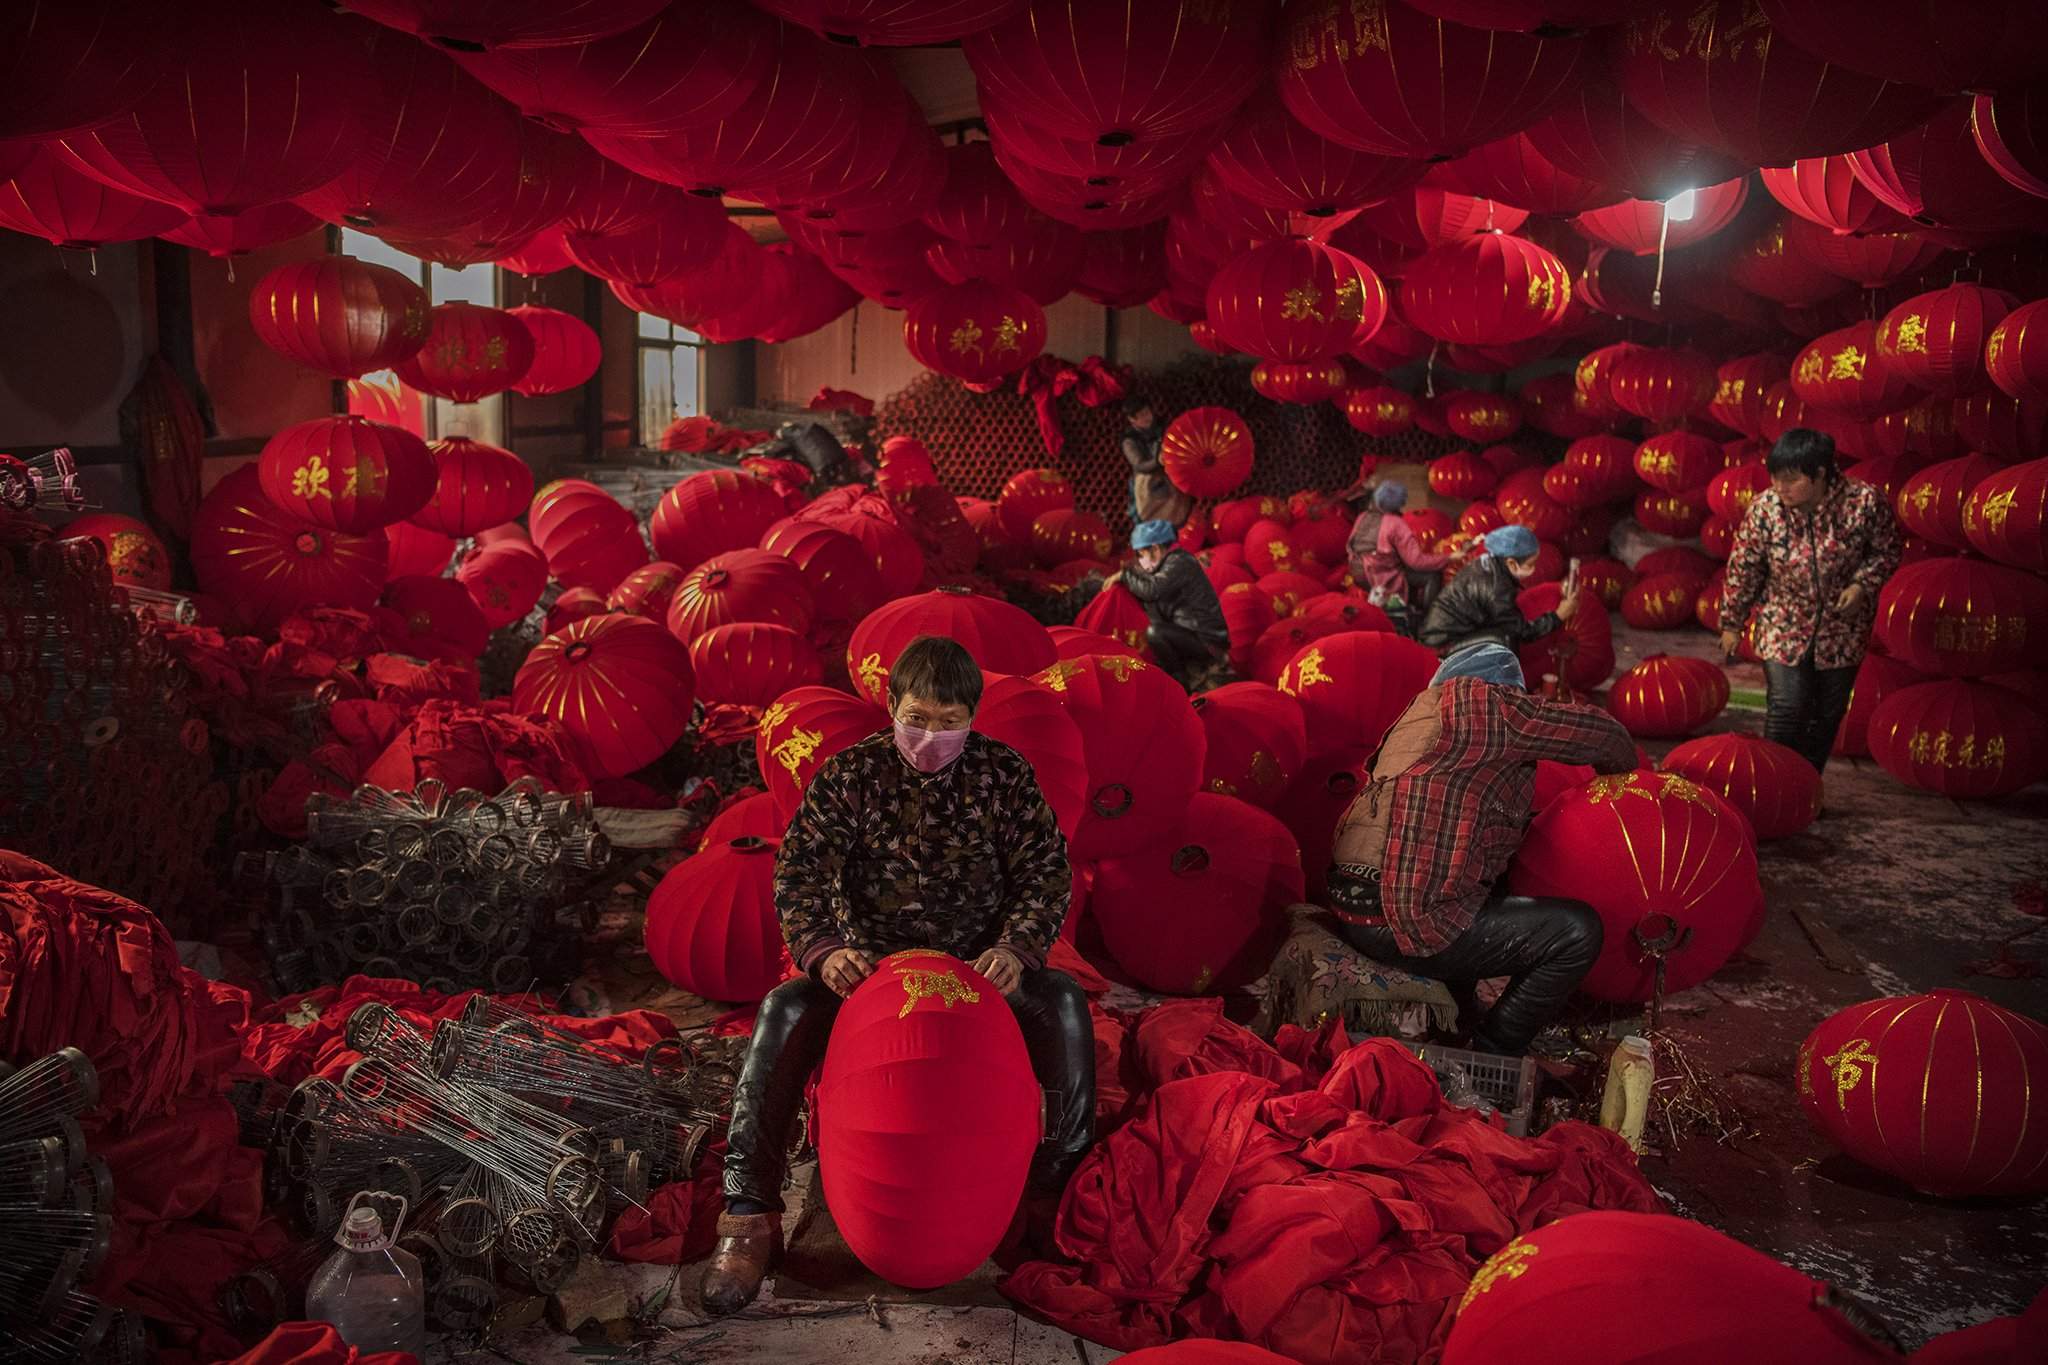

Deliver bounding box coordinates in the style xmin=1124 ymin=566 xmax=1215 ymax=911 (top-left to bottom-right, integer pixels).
xmin=893 ymin=720 xmax=970 ymax=773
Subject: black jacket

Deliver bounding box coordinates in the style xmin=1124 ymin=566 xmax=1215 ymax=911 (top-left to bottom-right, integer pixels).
xmin=1120 ymin=548 xmax=1227 ymax=641
xmin=1416 ymin=556 xmax=1558 ymax=655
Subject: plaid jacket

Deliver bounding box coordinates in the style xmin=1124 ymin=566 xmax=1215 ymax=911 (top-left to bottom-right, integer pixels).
xmin=1369 ymin=679 xmax=1638 ymax=954
xmin=1720 ymin=479 xmax=1902 ymax=669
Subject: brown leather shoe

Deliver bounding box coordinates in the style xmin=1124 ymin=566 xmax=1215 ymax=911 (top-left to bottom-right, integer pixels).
xmin=700 ymin=1211 xmax=781 ymax=1316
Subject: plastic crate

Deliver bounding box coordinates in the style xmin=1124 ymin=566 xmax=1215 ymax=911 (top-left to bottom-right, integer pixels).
xmin=1415 ymin=1043 xmax=1540 ymax=1137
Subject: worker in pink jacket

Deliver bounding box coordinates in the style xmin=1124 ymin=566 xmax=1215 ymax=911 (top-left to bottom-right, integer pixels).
xmin=1345 ymin=481 xmax=1453 ymax=631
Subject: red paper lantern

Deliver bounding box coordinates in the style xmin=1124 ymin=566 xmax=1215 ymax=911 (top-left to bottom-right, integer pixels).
xmin=161 ymin=202 xmax=323 ymax=259
xmin=1071 ymin=584 xmax=1152 ymax=659
xmin=1275 ymin=0 xmax=1585 ymax=160
xmin=1119 ymin=1345 xmax=1300 ymax=1365
xmin=1429 ymin=452 xmax=1499 ymax=502
xmin=1782 ymin=215 xmax=1947 ymax=290
xmin=760 ymin=522 xmax=886 ymax=625
xmin=256 ymin=416 xmax=435 ymax=535
xmin=392 ymin=302 xmax=535 ymax=403
xmin=1243 ymin=520 xmax=1307 ymax=579
xmin=247 ymin=257 xmax=429 ymax=380
xmin=1634 ymin=487 xmax=1712 ymax=539
xmin=1985 ymin=299 xmax=2048 ymax=405
xmin=848 ymin=589 xmax=1057 ymax=705
xmin=1833 ymin=652 xmax=1929 ymax=758
xmin=994 ymin=468 xmax=1074 ymax=545
xmin=1607 ymin=654 xmax=1729 ymax=737
xmin=690 ymin=622 xmax=823 ymax=708
xmin=1571 ymin=178 xmax=1747 ymax=255
xmin=1431 ymin=132 xmax=1619 ymax=217
xmin=385 ymin=521 xmax=456 ymax=583
xmin=1710 ymin=354 xmax=1789 ymax=438
xmin=1517 ymin=583 xmax=1614 ymax=692
xmin=1974 ymin=84 xmax=2048 ymax=203
xmin=1870 ymin=678 xmax=2048 ymax=798
xmin=190 ymin=467 xmax=387 ymax=632
xmin=1961 ymin=457 xmax=2048 ymax=572
xmin=1723 ymin=216 xmax=1855 ymax=307
xmin=668 ymin=550 xmax=815 ymax=645
xmin=971 ymin=672 xmax=1088 ymax=840
xmin=1791 ymin=321 xmax=1920 ymax=419
xmin=816 ymin=950 xmax=1038 ymax=1288
xmin=1663 ymin=733 xmax=1821 ymax=840
xmin=1443 ymin=391 xmax=1522 ymax=444
xmin=1275 ymin=630 xmax=1440 ymax=760
xmin=650 ymin=470 xmax=788 ymax=572
xmin=1760 ymin=156 xmax=1910 ymax=237
xmin=1248 ymin=607 xmax=1336 ymax=673
xmin=1496 ymin=469 xmax=1574 ymax=542
xmin=1193 ymin=682 xmax=1308 ymax=810
xmin=0 ymin=144 xmax=187 ymax=247
xmin=1848 ymin=99 xmax=2048 ymax=236
xmin=1250 ymin=360 xmax=1347 ymax=405
xmin=795 ymin=492 xmax=928 ymax=598
xmin=455 ymin=541 xmax=547 ymax=628
xmin=1206 ymin=92 xmax=1427 ymax=219
xmin=1518 ymin=371 xmax=1603 ymax=440
xmin=540 ymin=587 xmax=603 ymax=636
xmin=1953 ymin=389 xmax=2048 ymax=464
xmin=344 ymin=0 xmax=668 ymax=50
xmin=1700 ymin=516 xmax=1736 ymax=560
xmin=1343 ymin=385 xmax=1417 ymax=436
xmin=1509 ymin=768 xmax=1761 ymax=1001
xmin=406 ymin=437 xmax=533 ymax=538
xmin=1871 ymin=285 xmax=2016 ymax=400
xmin=1157 ymin=407 xmax=1255 ymax=500
xmin=1632 ymin=430 xmax=1720 ymax=494
xmin=381 ymin=573 xmax=489 ymax=661
xmin=1574 ymin=556 xmax=1632 ymax=610
xmin=1619 ymin=572 xmax=1700 ymax=631
xmin=0 ymin=1 xmax=164 ymax=141
xmin=512 ymin=613 xmax=693 ymax=779
xmin=1609 ymin=349 xmax=1717 ymax=425
xmin=1799 ymin=990 xmax=2048 ymax=1196
xmin=1032 ymin=653 xmax=1205 ymax=861
xmin=58 ymin=513 xmax=170 ymax=592
xmin=756 ymin=685 xmax=891 ymax=824
xmin=1895 ymin=453 xmax=2003 ymax=551
xmin=1092 ymin=792 xmax=1300 ymax=994
xmin=604 ymin=561 xmax=684 ymax=620
xmin=1405 ymin=506 xmax=1455 ymax=548
xmin=1875 ymin=557 xmax=2048 ymax=677
xmin=1206 ymin=238 xmax=1387 ymax=364
xmin=528 ymin=480 xmax=647 ymax=595
xmin=903 ymin=278 xmax=1046 ymax=384
xmin=1029 ymin=508 xmax=1114 ymax=568
xmin=646 ymin=835 xmax=785 ymax=1004
xmin=1561 ymin=434 xmax=1639 ymax=499
xmin=1400 ymin=232 xmax=1572 ymax=345
xmin=506 ymin=305 xmax=601 ymax=397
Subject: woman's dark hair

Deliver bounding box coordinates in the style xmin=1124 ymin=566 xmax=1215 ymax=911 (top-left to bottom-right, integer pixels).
xmin=1120 ymin=394 xmax=1154 ymax=417
xmin=887 ymin=635 xmax=984 ymax=711
xmin=1766 ymin=427 xmax=1838 ymax=481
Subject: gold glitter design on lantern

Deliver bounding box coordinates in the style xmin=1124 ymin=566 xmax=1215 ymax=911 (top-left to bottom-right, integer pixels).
xmin=1287 ymin=0 xmax=1391 ymax=71
xmin=292 ymin=454 xmax=332 ymax=500
xmin=757 ymin=701 xmax=794 ymax=737
xmin=1098 ymin=654 xmax=1147 ymax=683
xmin=891 ymin=948 xmax=951 ymax=961
xmin=894 ymin=966 xmax=981 ymax=1019
xmin=1280 ymin=647 xmax=1333 ymax=695
xmin=1891 ymin=314 xmax=1928 ymax=355
xmin=342 ymin=458 xmax=386 ymax=499
xmin=1979 ymin=489 xmax=2017 ymax=532
xmin=1824 ymin=1038 xmax=1879 ymax=1107
xmin=1280 ymin=285 xmax=1328 ymax=323
xmin=1458 ymin=1238 xmax=1540 ymax=1314
xmin=772 ymin=726 xmax=823 ymax=776
xmin=856 ymin=651 xmax=888 ymax=697
xmin=993 ymin=316 xmax=1025 ymax=354
xmin=1796 ymin=350 xmax=1825 ymax=385
xmin=949 ymin=319 xmax=985 ymax=359
xmin=1037 ymin=659 xmax=1086 ymax=693
xmin=1797 ymin=1037 xmax=1816 ymax=1100
xmin=1827 ymin=346 xmax=1867 ymax=381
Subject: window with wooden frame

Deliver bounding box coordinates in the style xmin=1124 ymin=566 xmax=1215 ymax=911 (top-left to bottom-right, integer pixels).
xmin=636 ymin=314 xmax=703 ymax=448
xmin=339 ymin=229 xmax=506 ymax=446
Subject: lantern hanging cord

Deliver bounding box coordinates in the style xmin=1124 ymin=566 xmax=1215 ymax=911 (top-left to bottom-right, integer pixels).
xmin=1650 ymin=204 xmax=1670 ymax=310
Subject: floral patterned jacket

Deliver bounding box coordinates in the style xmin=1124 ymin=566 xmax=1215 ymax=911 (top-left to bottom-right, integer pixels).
xmin=1720 ymin=478 xmax=1903 ymax=669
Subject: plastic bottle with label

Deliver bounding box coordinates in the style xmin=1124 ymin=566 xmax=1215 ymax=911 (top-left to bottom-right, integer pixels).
xmin=305 ymin=1194 xmax=427 ymax=1355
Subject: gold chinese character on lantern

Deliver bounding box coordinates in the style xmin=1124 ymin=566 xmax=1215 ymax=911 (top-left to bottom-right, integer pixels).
xmin=1715 ymin=378 xmax=1741 ymax=404
xmin=1823 ymin=1038 xmax=1880 ymax=1106
xmin=1459 ymin=1239 xmax=1540 ymax=1314
xmin=1954 ymin=734 xmax=1977 ymax=769
xmin=772 ymin=726 xmax=823 ymax=776
xmin=1286 ymin=0 xmax=1391 ymax=70
xmin=482 ymin=335 xmax=509 ymax=368
xmin=893 ymin=966 xmax=981 ymax=1020
xmin=1826 ymin=346 xmax=1867 ymax=381
xmin=341 ymin=458 xmax=387 ymax=500
xmin=757 ymin=700 xmax=795 ymax=737
xmin=992 ymin=315 xmax=1025 ymax=354
xmin=1332 ymin=276 xmax=1367 ymax=322
xmin=1281 ymin=647 xmax=1334 ymax=695
xmin=1036 ymin=659 xmax=1085 ymax=693
xmin=1526 ymin=273 xmax=1558 ymax=311
xmin=1982 ymin=736 xmax=2007 ymax=769
xmin=1586 ymin=772 xmax=1651 ymax=805
xmin=1979 ymin=488 xmax=2017 ymax=532
xmin=1909 ymin=485 xmax=1935 ymax=512
xmin=1796 ymin=350 xmax=1825 ymax=385
xmin=1986 ymin=328 xmax=2006 ymax=371
xmin=1280 ymin=284 xmax=1328 ymax=323
xmin=1098 ymin=654 xmax=1148 ymax=683
xmin=1890 ymin=313 xmax=1928 ymax=355
xmin=1908 ymin=730 xmax=1933 ymax=762
xmin=291 ymin=454 xmax=332 ymax=500
xmin=856 ymin=652 xmax=888 ymax=698
xmin=948 ymin=319 xmax=985 ymax=359
xmin=441 ymin=336 xmax=468 ymax=366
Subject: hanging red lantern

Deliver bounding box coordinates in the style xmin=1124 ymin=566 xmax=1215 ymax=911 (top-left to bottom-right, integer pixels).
xmin=1542 ymin=464 xmax=1613 ymax=511
xmin=971 ymin=672 xmax=1088 ymax=840
xmin=668 ymin=550 xmax=815 ymax=645
xmin=1275 ymin=0 xmax=1585 ymax=160
xmin=0 ymin=1 xmax=164 ymax=141
xmin=246 ymin=257 xmax=429 ymax=380
xmin=1632 ymin=431 xmax=1720 ymax=495
xmin=1869 ymin=678 xmax=2048 ymax=799
xmin=606 ymin=562 xmax=685 ymax=620
xmin=1443 ymin=392 xmax=1522 ymax=444
xmin=1188 ymin=319 xmax=1236 ymax=356
xmin=816 ymin=950 xmax=1039 ymax=1289
xmin=1607 ymin=654 xmax=1729 ymax=737
xmin=690 ymin=622 xmax=823 ymax=708
xmin=1953 ymin=388 xmax=2048 ymax=463
xmin=1699 ymin=516 xmax=1736 ymax=560
xmin=1709 ymin=354 xmax=1789 ymax=438
xmin=848 ymin=589 xmax=1057 ymax=705
xmin=506 ymin=305 xmax=601 ymax=397
xmin=921 ymin=140 xmax=1039 ymax=247
xmin=190 ymin=466 xmax=387 ymax=632
xmin=1250 ymin=360 xmax=1347 ymax=405
xmin=1570 ymin=177 xmax=1747 ymax=255
xmin=1092 ymin=792 xmax=1300 ymax=995
xmin=1496 ymin=469 xmax=1574 ymax=542
xmin=1431 ymin=133 xmax=1619 ymax=217
xmin=1510 ymin=768 xmax=1761 ymax=1001
xmin=1429 ymin=452 xmax=1499 ymax=502
xmin=650 ymin=470 xmax=788 ymax=572
xmin=756 ymin=685 xmax=891 ymax=824
xmin=1206 ymin=92 xmax=1427 ymax=219
xmin=53 ymin=0 xmax=374 ymax=215
xmin=1962 ymin=457 xmax=2048 ymax=571
xmin=1799 ymin=988 xmax=2048 ymax=1198
xmin=1973 ymin=84 xmax=2048 ymax=202
xmin=1781 ymin=215 xmax=1947 ymax=289
xmin=1620 ymin=573 xmax=1701 ymax=631
xmin=161 ymin=202 xmax=323 ymax=259
xmin=646 ymin=835 xmax=785 ymax=1004
xmin=1610 ymin=349 xmax=1717 ymax=425
xmin=386 ymin=521 xmax=456 ymax=582
xmin=0 ymin=144 xmax=187 ymax=247
xmin=1275 ymin=630 xmax=1440 ymax=761
xmin=1525 ymin=64 xmax=1745 ymax=201
xmin=1760 ymin=156 xmax=1910 ymax=237
xmin=761 ymin=521 xmax=886 ymax=626
xmin=407 ymin=437 xmax=533 ymax=538
xmin=903 ymin=278 xmax=1046 ymax=384
xmin=391 ymin=302 xmax=536 ymax=403
xmin=1206 ymin=238 xmax=1387 ymax=363
xmin=1192 ymin=682 xmax=1309 ymax=810
xmin=344 ymin=0 xmax=669 ymax=50
xmin=1875 ymin=557 xmax=2048 ymax=677
xmin=1517 ymin=372 xmax=1601 ymax=441
xmin=1847 ymin=99 xmax=2048 ymax=236
xmin=1343 ymin=386 xmax=1417 ymax=436
xmin=455 ymin=540 xmax=548 ymax=628
xmin=1633 ymin=488 xmax=1713 ymax=539
xmin=1076 ymin=225 xmax=1168 ymax=308
xmin=1707 ymin=462 xmax=1771 ymax=531
xmin=1896 ymin=452 xmax=2003 ymax=550
xmin=512 ymin=613 xmax=694 ymax=779
xmin=1871 ymin=284 xmax=2016 ymax=400
xmin=1554 ymin=436 xmax=1635 ymax=504
xmin=1662 ymin=733 xmax=1821 ymax=840
xmin=1725 ymin=216 xmax=1855 ymax=306
xmin=1985 ymin=299 xmax=2048 ymax=405
xmin=529 ymin=479 xmax=648 ymax=595
xmin=1159 ymin=407 xmax=1255 ymax=499
xmin=1031 ymin=653 xmax=1205 ymax=862
xmin=256 ymin=416 xmax=435 ymax=535
xmin=1400 ymin=232 xmax=1572 ymax=345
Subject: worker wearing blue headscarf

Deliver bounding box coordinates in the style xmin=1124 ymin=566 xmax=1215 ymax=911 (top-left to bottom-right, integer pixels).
xmin=1342 ymin=481 xmax=1452 ymax=631
xmin=1106 ymin=519 xmax=1226 ymax=688
xmin=1417 ymin=525 xmax=1578 ymax=656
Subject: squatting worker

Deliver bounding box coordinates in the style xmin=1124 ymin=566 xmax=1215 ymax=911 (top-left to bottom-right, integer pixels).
xmin=1105 ymin=519 xmax=1228 ymax=688
xmin=1418 ymin=524 xmax=1578 ymax=656
xmin=1342 ymin=480 xmax=1452 ymax=630
xmin=702 ymin=636 xmax=1093 ymax=1315
xmin=1121 ymin=395 xmax=1193 ymax=529
xmin=1324 ymin=642 xmax=1637 ymax=1055
xmin=1719 ymin=427 xmax=1902 ymax=774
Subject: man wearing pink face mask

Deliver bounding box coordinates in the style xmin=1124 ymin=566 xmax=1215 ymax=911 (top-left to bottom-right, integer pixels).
xmin=703 ymin=635 xmax=1092 ymax=1315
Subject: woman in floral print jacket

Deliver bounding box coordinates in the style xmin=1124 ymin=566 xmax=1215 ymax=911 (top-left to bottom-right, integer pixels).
xmin=1719 ymin=429 xmax=1903 ymax=774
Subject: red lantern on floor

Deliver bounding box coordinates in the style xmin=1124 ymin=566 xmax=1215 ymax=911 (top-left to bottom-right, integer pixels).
xmin=1799 ymin=990 xmax=2048 ymax=1196
xmin=456 ymin=541 xmax=548 ymax=629
xmin=386 ymin=521 xmax=456 ymax=582
xmin=972 ymin=673 xmax=1087 ymax=839
xmin=1710 ymin=354 xmax=1789 ymax=438
xmin=1207 ymin=238 xmax=1387 ymax=363
xmin=848 ymin=589 xmax=1058 ymax=706
xmin=1962 ymin=457 xmax=2048 ymax=572
xmin=1875 ymin=557 xmax=2048 ymax=677
xmin=58 ymin=514 xmax=171 ymax=591
xmin=1575 ymin=556 xmax=1632 ymax=609
xmin=1632 ymin=431 xmax=1720 ymax=495
xmin=1834 ymin=653 xmax=1930 ymax=758
xmin=1160 ymin=407 xmax=1254 ymax=498
xmin=761 ymin=522 xmax=886 ymax=625
xmin=996 ymin=468 xmax=1075 ymax=544
xmin=1608 ymin=654 xmax=1729 ymax=737
xmin=408 ymin=437 xmax=533 ymax=538
xmin=1610 ymin=349 xmax=1717 ymax=425
xmin=1093 ymin=792 xmax=1301 ymax=995
xmin=796 ymin=492 xmax=928 ymax=598
xmin=1662 ymin=733 xmax=1821 ymax=840
xmin=1635 ymin=488 xmax=1712 ymax=539
xmin=382 ymin=573 xmax=490 ymax=661
xmin=1400 ymin=232 xmax=1572 ymax=344
xmin=1986 ymin=299 xmax=2048 ymax=405
xmin=1496 ymin=469 xmax=1573 ymax=542
xmin=1030 ymin=508 xmax=1114 ymax=568
xmin=650 ymin=470 xmax=788 ymax=572
xmin=1343 ymin=385 xmax=1417 ymax=436
xmin=248 ymin=257 xmax=429 ymax=380
xmin=1072 ymin=585 xmax=1152 ymax=659
xmin=1620 ymin=572 xmax=1700 ymax=631
xmin=1700 ymin=515 xmax=1736 ymax=560
xmin=690 ymin=622 xmax=823 ymax=708
xmin=513 ymin=613 xmax=693 ymax=779
xmin=1239 ymin=519 xmax=1302 ymax=578
xmin=1517 ymin=583 xmax=1614 ymax=692
xmin=668 ymin=550 xmax=815 ymax=644
xmin=904 ymin=278 xmax=1046 ymax=384
xmin=1220 ymin=582 xmax=1278 ymax=674
xmin=257 ymin=416 xmax=435 ymax=535
xmin=544 ymin=587 xmax=606 ymax=636
xmin=606 ymin=562 xmax=685 ymax=620
xmin=507 ymin=305 xmax=602 ymax=397
xmin=530 ymin=479 xmax=648 ymax=595
xmin=646 ymin=835 xmax=785 ymax=1004
xmin=1276 ymin=630 xmax=1440 ymax=760
xmin=1874 ymin=284 xmax=2017 ymax=399
xmin=1572 ymin=178 xmax=1748 ymax=255
xmin=1033 ymin=653 xmax=1205 ymax=861
xmin=1444 ymin=391 xmax=1522 ymax=444
xmin=817 ymin=950 xmax=1039 ymax=1289
xmin=1868 ymin=678 xmax=2048 ymax=798
xmin=1193 ymin=682 xmax=1308 ymax=810
xmin=190 ymin=466 xmax=387 ymax=632
xmin=1509 ymin=769 xmax=1761 ymax=1001
xmin=393 ymin=302 xmax=536 ymax=402
xmin=1251 ymin=359 xmax=1348 ymax=405
xmin=757 ymin=685 xmax=891 ymax=824
xmin=1429 ymin=452 xmax=1498 ymax=502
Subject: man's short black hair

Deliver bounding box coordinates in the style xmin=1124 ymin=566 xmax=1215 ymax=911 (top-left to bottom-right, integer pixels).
xmin=887 ymin=635 xmax=984 ymax=711
xmin=1766 ymin=427 xmax=1838 ymax=482
xmin=1121 ymin=394 xmax=1154 ymax=417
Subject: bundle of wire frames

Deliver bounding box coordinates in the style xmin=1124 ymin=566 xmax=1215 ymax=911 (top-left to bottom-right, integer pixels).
xmin=0 ymin=1048 xmax=145 ymax=1364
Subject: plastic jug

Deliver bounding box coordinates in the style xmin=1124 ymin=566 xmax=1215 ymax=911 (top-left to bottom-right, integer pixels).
xmin=305 ymin=1191 xmax=427 ymax=1355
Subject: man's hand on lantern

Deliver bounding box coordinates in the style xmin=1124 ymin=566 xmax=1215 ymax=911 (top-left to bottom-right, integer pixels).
xmin=974 ymin=946 xmax=1023 ymax=995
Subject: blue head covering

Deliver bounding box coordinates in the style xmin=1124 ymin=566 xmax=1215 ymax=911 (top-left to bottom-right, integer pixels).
xmin=1482 ymin=524 xmax=1539 ymax=560
xmin=1433 ymin=642 xmax=1526 ymax=689
xmin=1130 ymin=519 xmax=1177 ymax=550
xmin=1372 ymin=482 xmax=1408 ymax=512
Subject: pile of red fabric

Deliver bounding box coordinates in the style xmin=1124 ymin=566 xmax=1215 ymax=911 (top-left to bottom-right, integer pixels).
xmin=808 ymin=386 xmax=875 ymax=417
xmin=1002 ymin=998 xmax=1661 ymax=1363
xmin=661 ymin=414 xmax=772 ymax=454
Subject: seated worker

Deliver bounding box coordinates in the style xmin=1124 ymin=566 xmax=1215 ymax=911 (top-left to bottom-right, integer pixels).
xmin=1106 ymin=519 xmax=1229 ymax=688
xmin=1418 ymin=524 xmax=1577 ymax=656
xmin=1324 ymin=642 xmax=1637 ymax=1054
xmin=1121 ymin=396 xmax=1193 ymax=529
xmin=702 ymin=636 xmax=1093 ymax=1314
xmin=1343 ymin=480 xmax=1453 ymax=629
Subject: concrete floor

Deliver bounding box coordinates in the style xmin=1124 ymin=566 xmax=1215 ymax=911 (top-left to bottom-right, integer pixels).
xmin=449 ymin=622 xmax=2047 ymax=1364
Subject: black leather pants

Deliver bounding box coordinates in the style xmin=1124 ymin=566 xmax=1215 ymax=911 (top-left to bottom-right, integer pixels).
xmin=1329 ymin=871 xmax=1604 ymax=1054
xmin=722 ymin=967 xmax=1096 ymax=1212
xmin=1146 ymin=622 xmax=1223 ymax=687
xmin=1763 ymin=654 xmax=1858 ymax=773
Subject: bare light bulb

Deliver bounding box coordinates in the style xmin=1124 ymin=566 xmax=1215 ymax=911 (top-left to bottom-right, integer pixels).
xmin=1664 ymin=188 xmax=1698 ymax=223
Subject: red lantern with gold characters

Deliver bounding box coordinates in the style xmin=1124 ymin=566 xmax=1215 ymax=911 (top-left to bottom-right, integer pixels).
xmin=1443 ymin=390 xmax=1522 ymax=444
xmin=904 ymin=277 xmax=1047 ymax=384
xmin=1607 ymin=654 xmax=1729 ymax=738
xmin=1620 ymin=572 xmax=1700 ymax=631
xmin=1206 ymin=237 xmax=1387 ymax=363
xmin=1634 ymin=487 xmax=1712 ymax=539
xmin=1833 ymin=652 xmax=1929 ymax=759
xmin=1429 ymin=451 xmax=1498 ymax=502
xmin=1033 ymin=653 xmax=1205 ymax=862
xmin=511 ymin=612 xmax=695 ymax=780
xmin=1791 ymin=321 xmax=1919 ymax=419
xmin=1874 ymin=284 xmax=2017 ymax=398
xmin=409 ymin=437 xmax=535 ymax=537
xmin=1662 ymin=733 xmax=1821 ymax=840
xmin=690 ymin=622 xmax=824 ymax=708
xmin=1276 ymin=630 xmax=1440 ymax=762
xmin=1868 ymin=678 xmax=2048 ymax=799
xmin=1250 ymin=359 xmax=1346 ymax=404
xmin=1961 ymin=457 xmax=2048 ymax=572
xmin=1709 ymin=353 xmax=1789 ymax=438
xmin=1495 ymin=469 xmax=1573 ymax=542
xmin=190 ymin=466 xmax=388 ymax=631
xmin=1160 ymin=406 xmax=1254 ymax=498
xmin=646 ymin=835 xmax=785 ymax=1005
xmin=247 ymin=256 xmax=429 ymax=379
xmin=1799 ymin=990 xmax=2048 ymax=1197
xmin=257 ymin=415 xmax=435 ymax=535
xmin=58 ymin=513 xmax=171 ymax=591
xmin=816 ymin=949 xmax=1039 ymax=1289
xmin=1895 ymin=453 xmax=2002 ymax=550
xmin=1193 ymin=682 xmax=1307 ymax=811
xmin=1874 ymin=557 xmax=2048 ymax=677
xmin=1708 ymin=461 xmax=1770 ymax=523
xmin=1343 ymin=385 xmax=1416 ymax=436
xmin=1399 ymin=231 xmax=1572 ymax=345
xmin=392 ymin=302 xmax=536 ymax=402
xmin=1608 ymin=348 xmax=1717 ymax=425
xmin=1632 ymin=430 xmax=1719 ymax=494
xmin=848 ymin=588 xmax=1057 ymax=706
xmin=1985 ymin=298 xmax=2048 ymax=404
xmin=756 ymin=685 xmax=891 ymax=825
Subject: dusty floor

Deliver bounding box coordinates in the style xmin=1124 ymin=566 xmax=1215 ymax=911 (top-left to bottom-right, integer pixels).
xmin=446 ymin=622 xmax=2047 ymax=1364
